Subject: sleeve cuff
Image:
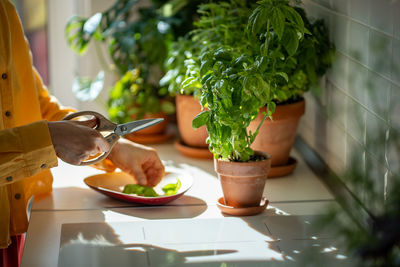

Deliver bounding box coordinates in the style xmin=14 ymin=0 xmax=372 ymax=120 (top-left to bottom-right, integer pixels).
xmin=18 ymin=120 xmax=58 ymax=177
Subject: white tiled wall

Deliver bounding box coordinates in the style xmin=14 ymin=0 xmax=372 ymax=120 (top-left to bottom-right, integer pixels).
xmin=299 ymin=0 xmax=400 ymax=214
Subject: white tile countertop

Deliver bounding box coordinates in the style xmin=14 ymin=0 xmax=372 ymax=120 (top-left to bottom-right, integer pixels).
xmin=21 ymin=142 xmax=351 ymax=267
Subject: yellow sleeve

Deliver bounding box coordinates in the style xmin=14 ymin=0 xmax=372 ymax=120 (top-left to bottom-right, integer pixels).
xmin=0 ymin=120 xmax=58 ymax=186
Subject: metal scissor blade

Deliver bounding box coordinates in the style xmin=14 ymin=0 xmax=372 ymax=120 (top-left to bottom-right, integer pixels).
xmin=114 ymin=118 xmax=164 ymax=136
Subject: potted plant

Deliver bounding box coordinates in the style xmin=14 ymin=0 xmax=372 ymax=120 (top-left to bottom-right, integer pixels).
xmin=191 ymin=0 xmax=307 ymax=214
xmin=161 ymin=1 xmax=252 ymax=158
xmin=65 ymin=0 xmax=199 ymax=143
xmin=107 ymin=68 xmax=171 ymax=140
xmin=160 ymin=36 xmax=212 ymax=157
xmin=247 ymin=6 xmax=335 ymax=176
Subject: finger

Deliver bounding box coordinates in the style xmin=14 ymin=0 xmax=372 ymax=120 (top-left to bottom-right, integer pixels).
xmin=130 ymin=167 xmax=148 ymax=186
xmin=143 ymin=161 xmax=164 ymax=187
xmin=96 ymin=136 xmax=111 ymax=153
xmin=145 ymin=169 xmax=159 ymax=187
xmin=146 ymin=167 xmax=164 ymax=187
xmin=60 ymin=152 xmax=82 ymax=166
xmin=88 ymin=145 xmax=101 ymax=156
xmin=79 ymin=152 xmax=90 ymax=161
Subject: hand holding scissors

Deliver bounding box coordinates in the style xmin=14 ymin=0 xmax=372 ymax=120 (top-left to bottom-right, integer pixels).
xmin=63 ymin=111 xmax=163 ymax=165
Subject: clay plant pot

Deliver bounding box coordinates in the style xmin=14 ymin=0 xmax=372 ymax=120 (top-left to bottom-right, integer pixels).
xmin=176 ymin=94 xmax=208 ymax=148
xmin=214 ymin=151 xmax=271 ymax=208
xmin=248 ymin=99 xmax=305 ymax=167
xmin=124 ymin=112 xmax=173 ymax=144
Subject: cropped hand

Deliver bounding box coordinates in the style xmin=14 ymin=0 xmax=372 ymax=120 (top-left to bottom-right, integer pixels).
xmin=48 ymin=119 xmax=111 ymax=165
xmin=107 ymin=138 xmax=164 ymax=187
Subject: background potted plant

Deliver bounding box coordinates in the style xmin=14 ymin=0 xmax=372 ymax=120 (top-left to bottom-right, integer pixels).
xmin=65 ymin=0 xmax=201 ymax=143
xmin=160 ymin=30 xmax=212 ymax=158
xmin=191 ymin=0 xmax=308 ymax=215
xmin=247 ymin=6 xmax=335 ymax=176
xmin=161 ymin=0 xmax=252 ymax=158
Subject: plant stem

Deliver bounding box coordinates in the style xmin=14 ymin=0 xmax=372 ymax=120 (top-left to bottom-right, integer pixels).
xmin=253 ymin=104 xmax=270 ymax=144
xmin=265 ymin=19 xmax=270 ymax=56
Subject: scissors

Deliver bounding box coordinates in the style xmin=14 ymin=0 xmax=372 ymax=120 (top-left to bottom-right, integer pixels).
xmin=63 ymin=111 xmax=163 ymax=165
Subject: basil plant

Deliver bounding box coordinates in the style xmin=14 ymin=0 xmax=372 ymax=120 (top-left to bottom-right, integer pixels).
xmin=190 ymin=0 xmax=309 ymax=162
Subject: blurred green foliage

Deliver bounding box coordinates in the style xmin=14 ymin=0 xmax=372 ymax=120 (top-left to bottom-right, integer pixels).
xmin=66 ymin=0 xmax=204 ymax=122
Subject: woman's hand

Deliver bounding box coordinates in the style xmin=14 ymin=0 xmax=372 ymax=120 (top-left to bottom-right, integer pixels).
xmin=48 ymin=120 xmax=110 ymax=165
xmin=107 ymin=138 xmax=164 ymax=187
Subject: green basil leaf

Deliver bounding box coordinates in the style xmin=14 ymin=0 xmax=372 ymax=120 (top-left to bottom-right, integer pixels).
xmin=282 ymin=27 xmax=299 ymax=56
xmin=123 ymin=184 xmax=158 ymax=197
xmin=249 ymin=6 xmax=263 ymax=34
xmin=214 ymin=49 xmax=232 ymax=62
xmin=162 ymin=179 xmax=181 ymax=196
xmin=269 ymin=102 xmax=276 ymax=115
xmin=277 ymin=90 xmax=288 ymax=101
xmin=182 ymin=77 xmax=196 ymax=89
xmin=271 ymin=8 xmax=285 ymax=40
xmin=276 ymin=72 xmax=289 ymax=82
xmin=192 ymin=110 xmax=210 ymax=129
xmin=199 ymin=61 xmax=209 ymax=77
xmin=282 ymin=6 xmax=304 ymax=29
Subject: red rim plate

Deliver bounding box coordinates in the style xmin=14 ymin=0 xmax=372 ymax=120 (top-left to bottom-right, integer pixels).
xmin=84 ymin=172 xmax=193 ymax=205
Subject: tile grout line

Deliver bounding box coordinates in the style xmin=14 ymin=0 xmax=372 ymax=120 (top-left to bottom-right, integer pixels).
xmin=326 ymin=69 xmax=392 ymax=124
xmin=308 ymin=1 xmax=400 ymax=89
xmin=307 ymin=0 xmax=400 ymax=41
xmin=336 ymin=50 xmax=400 ymax=93
xmin=319 ymin=89 xmax=390 ymax=171
xmin=306 ymin=1 xmax=400 ymax=90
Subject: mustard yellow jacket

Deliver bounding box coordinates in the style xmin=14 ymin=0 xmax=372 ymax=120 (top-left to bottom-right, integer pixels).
xmin=0 ymin=0 xmax=114 ymax=248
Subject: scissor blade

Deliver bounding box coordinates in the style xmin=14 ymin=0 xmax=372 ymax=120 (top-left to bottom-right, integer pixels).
xmin=114 ymin=118 xmax=164 ymax=136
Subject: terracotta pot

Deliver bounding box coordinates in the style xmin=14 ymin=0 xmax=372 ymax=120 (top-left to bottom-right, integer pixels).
xmin=176 ymin=94 xmax=208 ymax=148
xmin=248 ymin=100 xmax=305 ymax=166
xmin=214 ymin=151 xmax=271 ymax=208
xmin=131 ymin=112 xmax=168 ymax=135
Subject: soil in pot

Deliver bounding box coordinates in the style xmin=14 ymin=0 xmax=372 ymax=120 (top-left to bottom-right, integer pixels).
xmin=248 ymin=99 xmax=305 ymax=176
xmin=214 ymin=151 xmax=271 ymax=209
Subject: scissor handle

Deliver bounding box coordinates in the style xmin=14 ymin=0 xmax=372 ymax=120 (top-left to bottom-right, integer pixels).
xmin=62 ymin=111 xmax=120 ymax=166
xmin=63 ymin=111 xmax=116 ymax=131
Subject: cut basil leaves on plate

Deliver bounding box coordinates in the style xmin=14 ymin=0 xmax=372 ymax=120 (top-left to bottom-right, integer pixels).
xmin=123 ymin=179 xmax=181 ymax=197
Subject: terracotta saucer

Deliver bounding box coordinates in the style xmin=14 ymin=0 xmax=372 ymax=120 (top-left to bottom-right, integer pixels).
xmin=216 ymin=197 xmax=269 ymax=216
xmin=125 ymin=131 xmax=173 ymax=144
xmin=174 ymin=139 xmax=213 ymax=159
xmin=268 ymin=156 xmax=298 ymax=178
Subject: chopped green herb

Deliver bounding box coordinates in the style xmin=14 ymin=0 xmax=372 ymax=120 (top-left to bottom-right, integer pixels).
xmin=122 ymin=179 xmax=181 ymax=197
xmin=162 ymin=179 xmax=181 ymax=196
xmin=122 ymin=184 xmax=158 ymax=197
